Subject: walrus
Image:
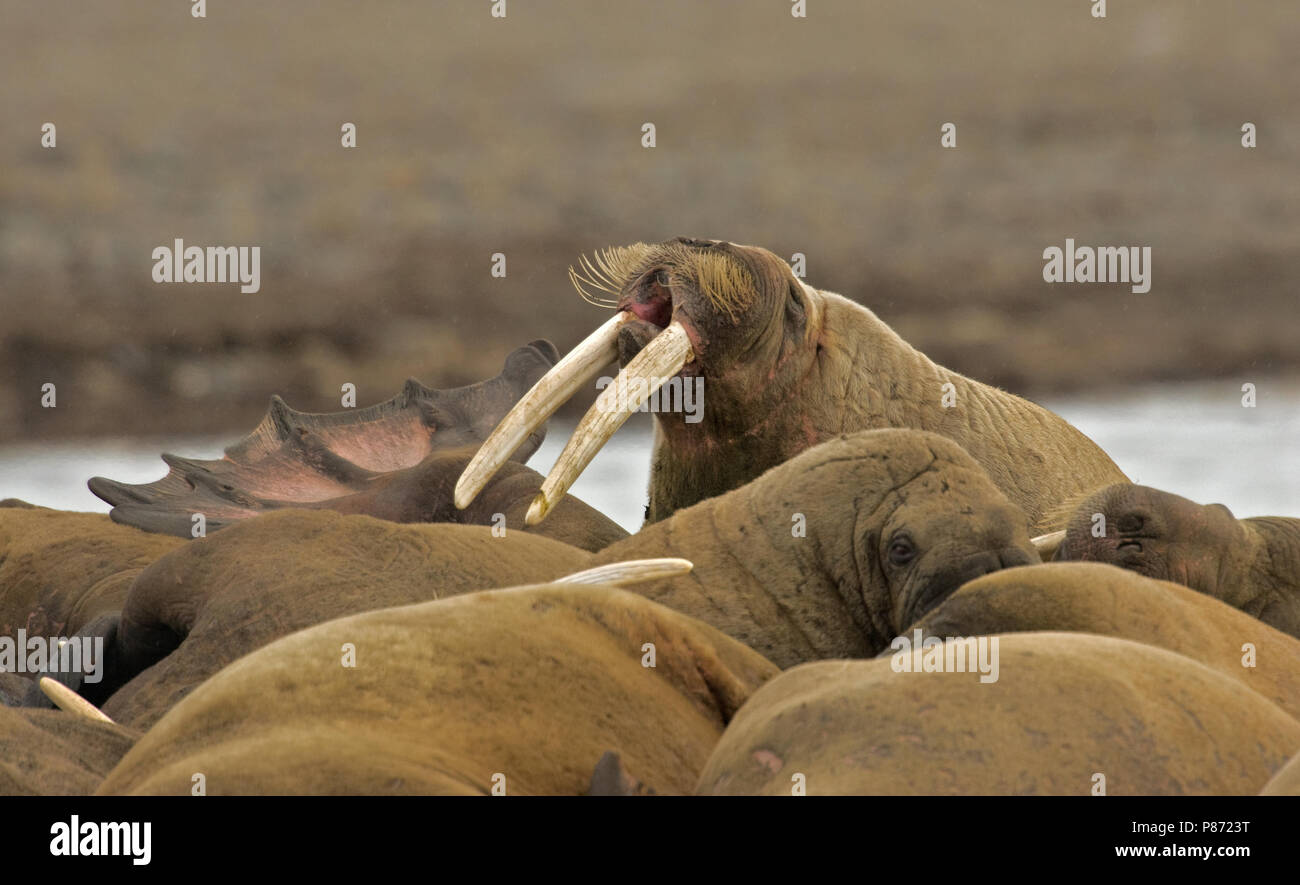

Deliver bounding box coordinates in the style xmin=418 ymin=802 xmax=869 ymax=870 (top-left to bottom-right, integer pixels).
xmin=696 ymin=632 xmax=1300 ymax=796
xmin=456 ymin=237 xmax=1127 ymax=531
xmin=0 ymin=502 xmax=182 ymax=639
xmin=1055 ymin=483 xmax=1300 ymax=638
xmin=0 ymin=704 xmax=138 ymax=795
xmin=39 ymin=429 xmax=1038 ymax=726
xmin=76 ymin=513 xmax=595 ymax=726
xmin=594 ymin=429 xmax=1041 ymax=667
xmin=82 ymin=340 xmax=634 ymax=548
xmin=909 ymin=562 xmax=1300 ymax=721
xmin=96 ymin=583 xmax=779 ymax=795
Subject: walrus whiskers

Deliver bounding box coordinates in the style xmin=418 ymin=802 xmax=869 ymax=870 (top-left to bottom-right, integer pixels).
xmin=569 ymin=242 xmax=757 ymax=321
xmin=460 ymin=243 xmax=757 ymax=521
xmin=39 ymin=676 xmax=115 ymax=724
xmin=569 ymin=244 xmax=656 ymax=307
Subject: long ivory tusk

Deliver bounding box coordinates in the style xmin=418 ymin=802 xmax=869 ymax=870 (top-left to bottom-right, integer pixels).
xmin=39 ymin=677 xmax=115 ymax=724
xmin=556 ymin=557 xmax=694 ymax=587
xmin=527 ymin=320 xmax=694 ymax=525
xmin=1031 ymin=530 xmax=1065 ymax=561
xmin=455 ymin=312 xmax=630 ymax=510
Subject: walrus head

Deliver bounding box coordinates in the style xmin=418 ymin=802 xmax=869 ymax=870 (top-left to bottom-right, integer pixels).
xmin=1055 ymin=483 xmax=1251 ymax=591
xmin=818 ymin=431 xmax=1042 ymax=639
xmin=456 ymin=237 xmax=821 ymax=524
xmin=604 ymin=429 xmax=1043 ymax=664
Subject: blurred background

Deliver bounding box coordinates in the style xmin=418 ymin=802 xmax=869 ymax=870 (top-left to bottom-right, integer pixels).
xmin=2 ymin=0 xmax=1297 ymax=527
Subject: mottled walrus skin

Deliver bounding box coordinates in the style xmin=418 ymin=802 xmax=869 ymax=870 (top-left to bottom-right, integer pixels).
xmin=1057 ymin=483 xmax=1300 ymax=637
xmin=910 ymin=562 xmax=1300 ymax=721
xmin=95 ymin=511 xmax=590 ymax=728
xmin=1261 ymin=749 xmax=1300 ymax=795
xmin=96 ymin=583 xmax=779 ymax=796
xmin=499 ymin=238 xmax=1127 ymax=532
xmin=69 ymin=428 xmax=1034 ymax=722
xmin=0 ymin=706 xmax=138 ymax=796
xmin=696 ymin=633 xmax=1300 ymax=796
xmin=0 ymin=672 xmax=33 ymax=706
xmin=0 ymin=502 xmax=182 ymax=639
xmin=592 ymin=429 xmax=1039 ymax=667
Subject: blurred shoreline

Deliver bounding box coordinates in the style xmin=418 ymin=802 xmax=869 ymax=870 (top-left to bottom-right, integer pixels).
xmin=4 ymin=381 xmax=1297 ymax=532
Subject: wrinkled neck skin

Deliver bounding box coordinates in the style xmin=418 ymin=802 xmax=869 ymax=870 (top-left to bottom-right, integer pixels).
xmin=1241 ymin=518 xmax=1300 ymax=634
xmin=647 ymin=289 xmax=1126 ymax=531
xmin=596 ymin=463 xmax=890 ymax=668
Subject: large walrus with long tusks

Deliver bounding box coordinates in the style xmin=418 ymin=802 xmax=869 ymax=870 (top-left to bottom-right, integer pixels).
xmin=455 ymin=237 xmax=1127 ymax=532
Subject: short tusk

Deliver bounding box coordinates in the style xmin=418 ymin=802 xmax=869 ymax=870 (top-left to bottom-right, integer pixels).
xmin=1031 ymin=530 xmax=1065 ymax=561
xmin=556 ymin=557 xmax=694 ymax=587
xmin=455 ymin=312 xmax=630 ymax=510
xmin=39 ymin=677 xmax=115 ymax=724
xmin=526 ymin=320 xmax=694 ymax=525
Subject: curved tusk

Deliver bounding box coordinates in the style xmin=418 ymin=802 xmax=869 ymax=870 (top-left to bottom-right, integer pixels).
xmin=527 ymin=320 xmax=694 ymax=525
xmin=1030 ymin=530 xmax=1066 ymax=561
xmin=556 ymin=557 xmax=694 ymax=587
xmin=455 ymin=312 xmax=630 ymax=510
xmin=39 ymin=677 xmax=115 ymax=724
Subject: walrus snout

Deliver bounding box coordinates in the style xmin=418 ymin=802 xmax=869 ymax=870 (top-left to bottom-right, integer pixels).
xmin=620 ymin=270 xmax=674 ymax=328
xmin=903 ymin=546 xmax=1037 ymax=628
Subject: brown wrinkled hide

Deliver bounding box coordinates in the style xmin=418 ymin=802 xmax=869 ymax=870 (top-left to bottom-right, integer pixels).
xmin=696 ymin=633 xmax=1300 ymax=796
xmin=0 ymin=706 xmax=138 ymax=795
xmin=613 ymin=239 xmax=1125 ymax=531
xmin=103 ymin=510 xmax=591 ymax=729
xmin=1057 ymin=483 xmax=1300 ymax=637
xmin=913 ymin=562 xmax=1300 ymax=720
xmin=0 ymin=503 xmax=181 ymax=638
xmin=97 ymin=584 xmax=779 ymax=796
xmin=593 ymin=429 xmax=1038 ymax=667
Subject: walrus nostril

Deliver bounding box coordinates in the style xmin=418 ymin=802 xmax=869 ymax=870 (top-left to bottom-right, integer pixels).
xmin=629 ymin=297 xmax=672 ymax=329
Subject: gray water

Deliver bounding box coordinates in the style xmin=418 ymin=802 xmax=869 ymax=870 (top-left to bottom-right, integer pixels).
xmin=1 ymin=381 xmax=1296 ymax=533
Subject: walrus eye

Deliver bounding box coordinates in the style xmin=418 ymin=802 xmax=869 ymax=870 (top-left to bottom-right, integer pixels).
xmin=888 ymin=536 xmax=917 ymax=566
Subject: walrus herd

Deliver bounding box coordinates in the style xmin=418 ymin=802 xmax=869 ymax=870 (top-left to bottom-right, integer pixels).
xmin=5 ymin=237 xmax=1299 ymax=795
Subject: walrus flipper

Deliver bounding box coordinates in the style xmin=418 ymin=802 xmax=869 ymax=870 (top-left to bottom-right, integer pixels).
xmin=89 ymin=340 xmax=560 ymax=538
